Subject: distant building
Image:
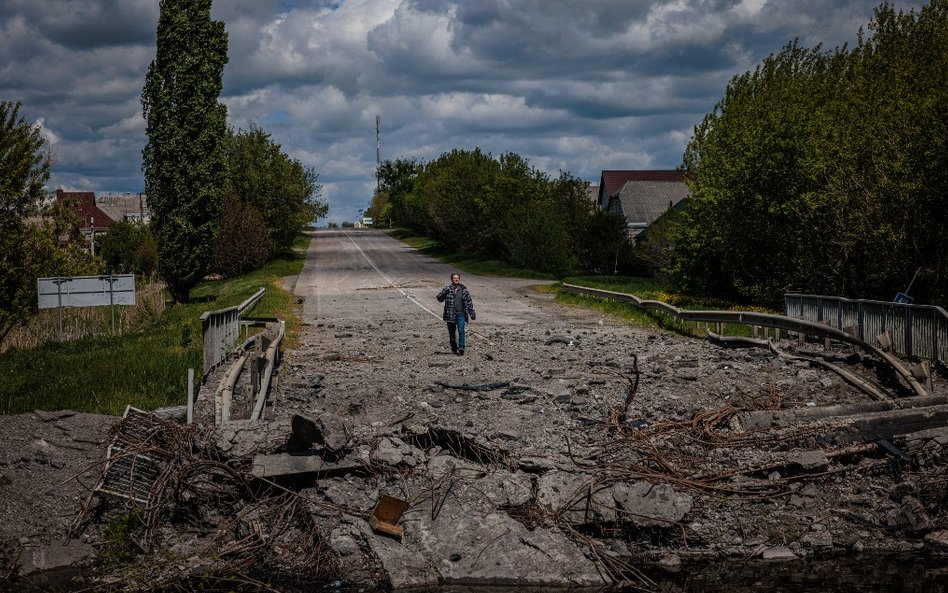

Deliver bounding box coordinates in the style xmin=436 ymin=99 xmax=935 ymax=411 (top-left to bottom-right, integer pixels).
xmin=596 ymin=171 xmax=690 ymax=239
xmin=56 ymin=190 xmax=114 ymax=239
xmin=586 ymin=184 xmax=599 ymax=206
xmin=55 ymin=190 xmax=149 ymax=255
xmin=96 ymin=192 xmax=150 ymax=223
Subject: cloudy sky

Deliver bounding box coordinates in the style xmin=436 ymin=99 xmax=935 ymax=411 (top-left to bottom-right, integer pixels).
xmin=1 ymin=0 xmax=925 ymax=224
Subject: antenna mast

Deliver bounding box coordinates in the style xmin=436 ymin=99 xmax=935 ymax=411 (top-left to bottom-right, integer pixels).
xmin=375 ymin=114 xmax=381 ymax=191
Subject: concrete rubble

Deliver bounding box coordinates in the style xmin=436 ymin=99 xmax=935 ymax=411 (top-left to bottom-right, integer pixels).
xmin=3 ymin=282 xmax=948 ymax=591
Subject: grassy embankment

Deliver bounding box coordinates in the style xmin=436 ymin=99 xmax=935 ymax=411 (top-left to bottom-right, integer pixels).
xmin=556 ymin=276 xmax=777 ymax=337
xmin=0 ymin=236 xmax=309 ymax=416
xmin=389 ymin=229 xmax=776 ymax=337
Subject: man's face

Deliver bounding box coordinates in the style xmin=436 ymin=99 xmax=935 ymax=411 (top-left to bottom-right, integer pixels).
xmin=451 ymin=274 xmax=460 ymax=285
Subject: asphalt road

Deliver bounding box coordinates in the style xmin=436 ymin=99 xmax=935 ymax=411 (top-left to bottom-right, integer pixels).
xmin=294 ymin=228 xmax=560 ymax=345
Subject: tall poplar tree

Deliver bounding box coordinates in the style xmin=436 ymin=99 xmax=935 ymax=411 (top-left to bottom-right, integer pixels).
xmin=142 ymin=0 xmax=228 ymax=303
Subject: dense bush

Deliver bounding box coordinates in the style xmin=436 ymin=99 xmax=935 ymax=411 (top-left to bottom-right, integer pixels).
xmin=366 ymin=150 xmax=628 ymax=276
xmin=99 ymin=220 xmax=157 ymax=277
xmin=211 ymin=196 xmax=273 ymax=278
xmin=677 ymin=1 xmax=948 ymax=306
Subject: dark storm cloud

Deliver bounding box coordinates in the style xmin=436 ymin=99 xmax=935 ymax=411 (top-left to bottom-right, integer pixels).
xmin=0 ymin=0 xmax=927 ymax=223
xmin=3 ymin=0 xmax=156 ymax=50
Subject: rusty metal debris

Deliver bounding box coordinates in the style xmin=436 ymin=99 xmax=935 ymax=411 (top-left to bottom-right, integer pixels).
xmin=71 ymin=410 xmax=346 ymax=591
xmin=369 ymin=494 xmax=410 ymax=539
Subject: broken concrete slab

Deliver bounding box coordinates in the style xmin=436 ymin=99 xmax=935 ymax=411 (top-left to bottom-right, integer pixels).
xmin=251 ymin=451 xmax=363 ymax=479
xmin=369 ymin=493 xmax=607 ymax=588
xmin=736 ymin=396 xmax=948 ymax=430
xmin=827 ymin=404 xmax=948 ymax=445
xmin=372 ymin=436 xmax=426 ymax=467
xmin=612 ymin=481 xmax=694 ymax=527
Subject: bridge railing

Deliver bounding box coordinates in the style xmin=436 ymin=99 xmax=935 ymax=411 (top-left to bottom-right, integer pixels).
xmin=200 ymin=288 xmax=266 ymax=378
xmin=784 ymin=293 xmax=948 ymax=365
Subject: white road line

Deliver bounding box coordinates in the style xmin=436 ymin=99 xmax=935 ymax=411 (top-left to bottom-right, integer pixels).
xmin=343 ymin=231 xmax=495 ymax=346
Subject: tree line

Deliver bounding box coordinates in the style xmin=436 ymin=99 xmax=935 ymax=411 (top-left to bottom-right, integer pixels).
xmin=674 ymin=0 xmax=948 ymax=307
xmin=365 ymin=149 xmax=631 ymax=276
xmin=370 ymin=1 xmax=948 ymax=309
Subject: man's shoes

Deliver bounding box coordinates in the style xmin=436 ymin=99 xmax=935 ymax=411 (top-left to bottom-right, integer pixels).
xmin=458 ymin=348 xmax=465 ymax=356
xmin=451 ymin=347 xmax=458 ymax=355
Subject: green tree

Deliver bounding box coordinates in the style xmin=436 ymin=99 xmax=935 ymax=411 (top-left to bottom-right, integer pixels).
xmin=412 ymin=148 xmax=500 ymax=252
xmin=224 ymin=125 xmax=325 ymax=254
xmin=677 ymin=2 xmax=948 ymax=305
xmin=372 ymin=158 xmax=421 ymax=229
xmin=629 ymin=206 xmax=685 ymax=281
xmin=818 ymin=1 xmax=948 ymax=302
xmin=210 ymin=196 xmax=272 ymax=277
xmin=98 ymin=220 xmax=157 ymax=276
xmin=0 ymin=101 xmax=47 ymax=235
xmin=141 ymin=0 xmax=228 ymax=303
xmin=1 ymin=197 xmax=100 ymax=344
xmin=0 ymin=101 xmax=51 ymax=342
xmin=677 ymin=41 xmax=840 ymax=304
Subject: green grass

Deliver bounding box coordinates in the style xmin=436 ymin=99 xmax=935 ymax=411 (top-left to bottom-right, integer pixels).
xmin=0 ymin=235 xmax=309 ymax=415
xmin=558 ymin=276 xmax=779 ymax=338
xmin=386 ymin=230 xmax=777 ymax=338
xmin=388 ymin=229 xmax=558 ymax=280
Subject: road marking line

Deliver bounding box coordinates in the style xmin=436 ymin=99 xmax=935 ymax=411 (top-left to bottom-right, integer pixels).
xmin=343 ymin=231 xmax=495 ymax=346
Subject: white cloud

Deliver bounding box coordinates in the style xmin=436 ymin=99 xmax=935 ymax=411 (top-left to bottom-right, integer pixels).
xmin=0 ymin=0 xmax=927 ymax=223
xmin=34 ymin=117 xmax=61 ymax=145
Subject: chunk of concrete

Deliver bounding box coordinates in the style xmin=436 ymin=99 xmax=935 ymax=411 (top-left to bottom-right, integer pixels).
xmin=761 ymin=545 xmax=797 ymax=560
xmin=536 ymin=470 xmax=595 ymax=524
xmin=787 ymin=450 xmax=830 ymax=471
xmin=367 ymin=493 xmax=607 ymax=588
xmin=372 ymin=436 xmax=426 ymax=467
xmin=612 ymin=481 xmax=693 ymax=527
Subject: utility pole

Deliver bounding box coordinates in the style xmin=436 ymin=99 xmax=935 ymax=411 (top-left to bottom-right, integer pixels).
xmin=376 ymin=114 xmax=381 ymax=191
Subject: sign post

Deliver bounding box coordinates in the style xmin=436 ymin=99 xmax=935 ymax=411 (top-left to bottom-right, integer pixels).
xmin=37 ymin=275 xmax=136 ymax=337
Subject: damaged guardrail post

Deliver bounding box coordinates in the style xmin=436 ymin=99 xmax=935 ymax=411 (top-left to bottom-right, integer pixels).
xmin=187 ymin=368 xmax=194 ymax=424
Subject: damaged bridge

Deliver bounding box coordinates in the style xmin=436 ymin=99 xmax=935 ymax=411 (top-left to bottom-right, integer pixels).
xmin=74 ymin=235 xmax=948 ymax=591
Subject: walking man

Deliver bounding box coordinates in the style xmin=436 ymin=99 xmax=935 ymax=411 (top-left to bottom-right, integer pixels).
xmin=436 ymin=272 xmax=476 ymax=355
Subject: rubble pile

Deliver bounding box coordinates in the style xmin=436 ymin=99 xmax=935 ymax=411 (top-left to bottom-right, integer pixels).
xmin=2 ymin=275 xmax=947 ymax=591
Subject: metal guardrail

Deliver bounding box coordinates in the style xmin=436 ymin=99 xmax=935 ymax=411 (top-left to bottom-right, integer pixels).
xmin=785 ymin=294 xmax=948 ymax=366
xmin=561 ymin=283 xmax=929 ymax=397
xmin=200 ymin=288 xmax=266 ymax=377
xmin=562 ymin=283 xmax=875 ymax=346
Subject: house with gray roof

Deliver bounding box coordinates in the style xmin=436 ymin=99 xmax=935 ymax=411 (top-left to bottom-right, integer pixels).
xmin=597 ymin=170 xmax=690 ymax=239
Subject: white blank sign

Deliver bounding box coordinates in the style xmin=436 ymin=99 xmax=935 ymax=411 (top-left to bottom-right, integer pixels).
xmin=37 ymin=275 xmax=136 ymax=309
